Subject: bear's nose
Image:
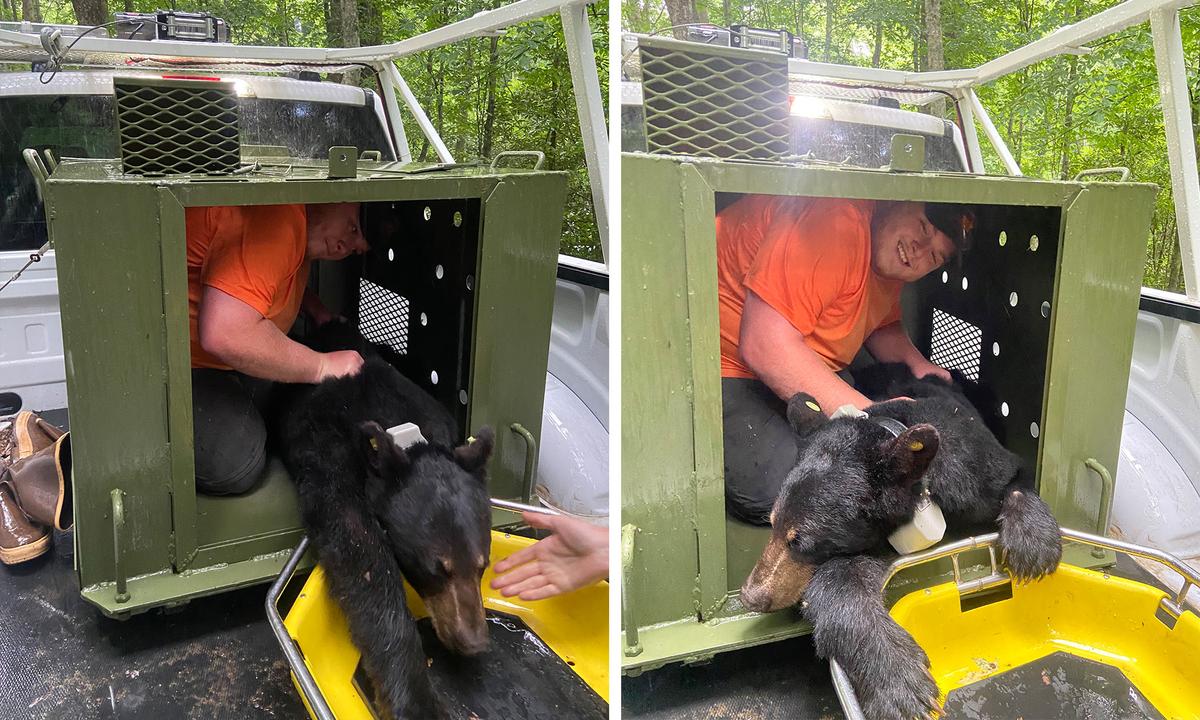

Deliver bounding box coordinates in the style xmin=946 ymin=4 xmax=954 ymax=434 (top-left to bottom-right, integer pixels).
xmin=739 ymin=583 xmax=771 ymax=613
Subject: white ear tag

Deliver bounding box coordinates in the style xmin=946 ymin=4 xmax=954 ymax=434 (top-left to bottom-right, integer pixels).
xmin=386 ymin=422 xmax=427 ymax=450
xmin=887 ymin=489 xmax=946 ymax=554
xmin=831 ymin=404 xmax=868 ymax=420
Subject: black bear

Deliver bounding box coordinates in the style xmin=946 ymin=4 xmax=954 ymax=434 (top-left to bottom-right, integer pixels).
xmin=275 ymin=321 xmax=494 ymax=719
xmin=739 ymin=365 xmax=1061 ymax=720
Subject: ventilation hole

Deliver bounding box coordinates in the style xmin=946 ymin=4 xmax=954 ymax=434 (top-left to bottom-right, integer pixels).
xmin=1009 ymin=292 xmax=1018 ymax=307
xmin=941 ymin=271 xmax=948 ymax=284
xmin=1030 ymin=422 xmax=1040 ymax=439
xmin=387 ymin=248 xmax=394 ymax=262
xmin=453 ymin=211 xmax=463 ymax=227
xmin=961 ymin=277 xmax=969 ymax=291
xmin=430 ymin=370 xmax=439 ymax=385
xmin=459 ymin=389 xmax=468 ymax=405
xmin=465 ymin=275 xmax=474 ymax=291
xmin=423 ymin=206 xmax=432 ymax=221
xmin=1041 ymin=301 xmax=1050 ymax=318
xmin=992 ymin=342 xmax=1000 ymax=357
xmin=1029 ymin=235 xmax=1039 ymax=252
xmin=435 ymin=265 xmax=444 ymax=280
xmin=420 ymin=312 xmax=428 ymax=327
xmin=999 ymin=231 xmax=1007 ymax=247
xmin=1001 ymin=402 xmax=1009 ymax=417
xmin=357 ymin=279 xmax=409 ymax=356
xmin=929 ymin=309 xmax=982 ymax=382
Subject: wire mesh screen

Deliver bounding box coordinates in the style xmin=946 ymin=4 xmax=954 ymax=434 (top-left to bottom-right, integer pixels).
xmin=905 ymin=204 xmax=1063 ymax=479
xmin=358 ymin=279 xmax=410 ymax=355
xmin=113 ymin=76 xmax=240 ymax=176
xmin=929 ymin=309 xmax=982 ymax=381
xmin=357 ymin=199 xmax=481 ymax=437
xmin=638 ymin=37 xmax=789 ymax=161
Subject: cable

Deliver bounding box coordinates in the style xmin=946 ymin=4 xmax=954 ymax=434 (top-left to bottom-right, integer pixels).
xmin=38 ymin=19 xmax=168 ymax=84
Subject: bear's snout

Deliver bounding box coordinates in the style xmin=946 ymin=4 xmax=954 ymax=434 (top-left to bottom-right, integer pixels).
xmin=740 ymin=535 xmax=814 ymax=613
xmin=425 ymin=579 xmax=491 ymax=656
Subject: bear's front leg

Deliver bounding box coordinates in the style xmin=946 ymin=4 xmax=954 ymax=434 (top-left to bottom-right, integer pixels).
xmin=803 ymin=555 xmax=940 ymax=720
xmin=996 ymin=483 xmax=1062 ymax=583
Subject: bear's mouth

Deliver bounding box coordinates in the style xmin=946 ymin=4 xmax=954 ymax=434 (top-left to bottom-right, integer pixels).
xmin=424 ymin=578 xmax=490 ymax=656
xmin=740 ymin=534 xmax=814 ymax=613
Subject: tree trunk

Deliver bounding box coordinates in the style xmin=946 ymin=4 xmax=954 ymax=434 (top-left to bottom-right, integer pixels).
xmin=481 ymin=35 xmax=499 ymax=161
xmin=324 ymin=0 xmax=342 ymax=47
xmin=1059 ymin=55 xmax=1078 ymax=179
xmin=277 ymin=0 xmax=290 ymax=46
xmin=823 ymin=0 xmax=833 ymax=61
xmin=339 ymin=0 xmax=359 ymax=84
xmin=924 ymin=0 xmax=944 ymax=115
xmin=70 ymin=0 xmax=107 ymax=26
xmin=360 ymin=0 xmax=383 ymax=47
xmin=872 ymin=20 xmax=883 ymax=68
xmin=663 ymin=0 xmax=697 ymax=39
xmin=21 ymin=0 xmax=40 ymax=23
xmin=724 ymin=0 xmax=731 ymax=25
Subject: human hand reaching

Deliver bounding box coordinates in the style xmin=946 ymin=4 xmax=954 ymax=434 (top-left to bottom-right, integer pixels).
xmin=490 ymin=512 xmax=608 ymax=601
xmin=316 ymin=350 xmax=364 ymax=381
xmin=908 ymin=357 xmax=952 ymax=384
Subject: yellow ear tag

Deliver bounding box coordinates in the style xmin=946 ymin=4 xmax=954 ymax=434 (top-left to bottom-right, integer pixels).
xmin=467 ymin=436 xmax=476 ymax=444
xmin=369 ymin=437 xmax=379 ymax=450
xmin=909 ymin=441 xmax=924 ymax=452
xmin=805 ymin=400 xmax=821 ymax=413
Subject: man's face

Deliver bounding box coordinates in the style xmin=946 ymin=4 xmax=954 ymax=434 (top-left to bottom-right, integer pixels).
xmin=869 ymin=201 xmax=956 ymax=283
xmin=307 ymin=203 xmax=368 ymax=261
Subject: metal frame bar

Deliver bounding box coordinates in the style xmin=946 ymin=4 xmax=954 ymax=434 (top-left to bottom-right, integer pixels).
xmin=560 ymin=4 xmax=610 ymax=262
xmin=963 ymin=88 xmax=1022 ymax=176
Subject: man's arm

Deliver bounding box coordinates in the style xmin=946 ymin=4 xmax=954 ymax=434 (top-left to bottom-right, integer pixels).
xmin=739 ymin=291 xmax=872 ymax=412
xmin=198 ymin=286 xmax=362 ymax=383
xmin=864 ymin=321 xmax=951 ymax=382
xmin=301 ymin=286 xmax=339 ymax=327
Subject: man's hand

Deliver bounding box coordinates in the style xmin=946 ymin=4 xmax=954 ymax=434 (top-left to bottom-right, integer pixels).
xmin=317 ymin=350 xmax=364 ymax=381
xmin=490 ymin=512 xmax=608 ymax=601
xmin=908 ymin=358 xmax=952 ymax=384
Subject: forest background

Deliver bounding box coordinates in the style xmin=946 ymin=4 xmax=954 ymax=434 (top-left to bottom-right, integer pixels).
xmin=624 ymin=0 xmax=1196 ymax=292
xmin=3 ymin=0 xmax=608 ymax=262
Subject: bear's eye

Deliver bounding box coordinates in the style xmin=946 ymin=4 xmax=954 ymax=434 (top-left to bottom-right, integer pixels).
xmin=438 ymin=557 xmax=453 ymax=576
xmin=786 ymin=528 xmax=801 ymax=547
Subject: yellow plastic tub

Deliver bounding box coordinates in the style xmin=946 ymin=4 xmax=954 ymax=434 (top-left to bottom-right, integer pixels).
xmin=267 ymin=530 xmax=608 ymax=719
xmin=831 ymin=528 xmax=1200 ymax=719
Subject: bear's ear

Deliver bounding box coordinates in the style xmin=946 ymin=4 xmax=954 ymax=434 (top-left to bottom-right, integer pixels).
xmin=880 ymin=424 xmax=939 ymax=487
xmin=786 ymin=393 xmax=828 ymax=436
xmin=455 ymin=426 xmax=494 ymax=476
xmin=359 ymin=421 xmax=410 ymax=478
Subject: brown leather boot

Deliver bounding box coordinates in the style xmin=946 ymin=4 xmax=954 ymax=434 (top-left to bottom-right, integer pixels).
xmin=2 ymin=433 xmax=72 ymax=532
xmin=0 ymin=482 xmax=49 ymax=564
xmin=12 ymin=410 xmax=65 ymax=460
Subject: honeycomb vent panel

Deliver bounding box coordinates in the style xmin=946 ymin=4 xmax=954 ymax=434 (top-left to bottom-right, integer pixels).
xmin=114 ymin=77 xmax=241 ymax=176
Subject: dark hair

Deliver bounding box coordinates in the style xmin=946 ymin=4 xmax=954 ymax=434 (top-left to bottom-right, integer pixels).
xmin=924 ymin=203 xmax=976 ymax=256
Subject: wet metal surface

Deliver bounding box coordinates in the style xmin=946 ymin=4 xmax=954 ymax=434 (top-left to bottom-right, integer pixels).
xmin=0 ymin=530 xmax=305 ymax=720
xmin=944 ymin=651 xmax=1165 ymax=720
xmin=354 ymin=612 xmax=607 ymax=720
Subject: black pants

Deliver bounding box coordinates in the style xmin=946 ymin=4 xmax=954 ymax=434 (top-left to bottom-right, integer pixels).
xmin=191 ymin=369 xmax=272 ymax=495
xmin=722 ymin=371 xmax=855 ymax=525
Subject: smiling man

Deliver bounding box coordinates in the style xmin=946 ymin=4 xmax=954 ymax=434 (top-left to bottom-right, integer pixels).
xmin=186 ymin=202 xmax=370 ymax=495
xmin=716 ymin=194 xmax=975 ymax=523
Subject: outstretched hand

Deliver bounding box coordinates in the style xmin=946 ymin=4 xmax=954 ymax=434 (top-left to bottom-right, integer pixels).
xmin=909 ymin=358 xmax=952 ymax=384
xmin=490 ymin=512 xmax=608 ymax=601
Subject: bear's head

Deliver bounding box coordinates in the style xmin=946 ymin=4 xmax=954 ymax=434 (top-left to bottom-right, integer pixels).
xmin=359 ymin=421 xmax=495 ymax=656
xmin=739 ymin=394 xmax=939 ymax=613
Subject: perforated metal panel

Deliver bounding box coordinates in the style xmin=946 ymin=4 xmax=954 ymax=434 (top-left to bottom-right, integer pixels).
xmin=358 ymin=199 xmax=481 ymax=436
xmin=113 ymin=76 xmax=240 ymax=175
xmin=638 ymin=38 xmax=789 ymax=161
xmin=907 ymin=204 xmax=1062 ymax=467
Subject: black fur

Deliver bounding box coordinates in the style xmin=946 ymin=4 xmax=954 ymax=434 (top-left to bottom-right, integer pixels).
xmin=274 ymin=321 xmax=493 ymax=719
xmin=752 ymin=363 xmax=1061 ymax=720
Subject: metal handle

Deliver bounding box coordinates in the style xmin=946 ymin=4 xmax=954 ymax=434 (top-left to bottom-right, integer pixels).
xmin=360 ymin=150 xmax=382 ymax=161
xmin=508 ymin=423 xmax=538 ymax=504
xmin=1085 ymin=458 xmax=1114 ymax=537
xmin=1073 ymin=166 xmax=1130 ymax=182
xmin=621 ymin=524 xmax=642 ymax=656
xmin=490 ymin=151 xmax=545 ymax=171
xmin=265 ymin=537 xmax=336 ymax=720
xmin=490 ymin=497 xmax=559 ymax=516
xmin=41 ymin=148 xmax=58 ymax=171
xmin=111 ymin=488 xmax=129 ymax=604
xmin=22 ymin=148 xmax=49 ymax=202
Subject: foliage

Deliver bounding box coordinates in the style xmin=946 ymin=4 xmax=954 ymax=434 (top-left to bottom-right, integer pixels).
xmin=624 ymin=0 xmax=1194 ymax=292
xmin=14 ymin=0 xmax=608 ymax=262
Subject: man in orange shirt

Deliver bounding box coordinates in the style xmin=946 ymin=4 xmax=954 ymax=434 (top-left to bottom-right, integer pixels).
xmin=187 ymin=202 xmax=369 ymax=495
xmin=718 ymin=195 xmax=974 ymax=523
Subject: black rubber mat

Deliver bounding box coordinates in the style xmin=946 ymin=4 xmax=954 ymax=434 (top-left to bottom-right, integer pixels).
xmin=944 ymin=651 xmax=1165 ymax=719
xmin=353 ymin=612 xmax=607 ymax=719
xmin=0 ymin=530 xmax=305 ymax=720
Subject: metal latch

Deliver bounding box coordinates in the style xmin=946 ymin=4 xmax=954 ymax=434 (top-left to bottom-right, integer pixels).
xmin=888 ymin=133 xmax=926 ymax=173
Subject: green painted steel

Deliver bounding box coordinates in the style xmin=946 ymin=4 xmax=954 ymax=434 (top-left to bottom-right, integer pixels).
xmin=621 ymin=152 xmax=1157 ymax=671
xmin=45 ymin=158 xmax=565 ymax=617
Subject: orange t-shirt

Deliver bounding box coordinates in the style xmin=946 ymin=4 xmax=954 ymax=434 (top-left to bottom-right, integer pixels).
xmin=717 ymin=195 xmax=903 ymax=378
xmin=186 ymin=204 xmax=310 ymax=370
